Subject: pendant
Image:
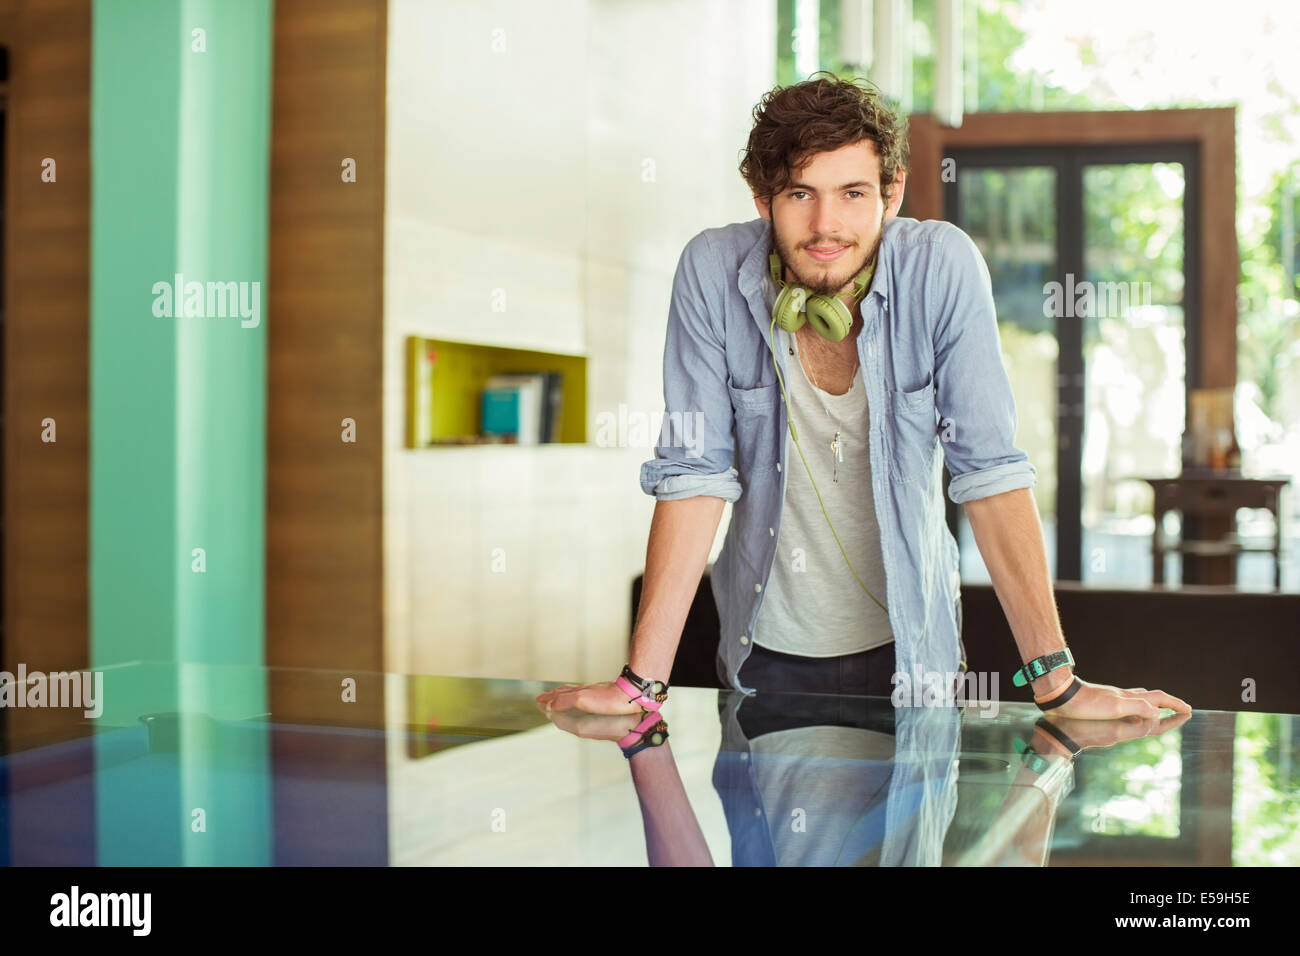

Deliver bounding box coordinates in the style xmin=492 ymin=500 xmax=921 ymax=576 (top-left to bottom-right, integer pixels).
xmin=831 ymin=430 xmax=843 ymax=483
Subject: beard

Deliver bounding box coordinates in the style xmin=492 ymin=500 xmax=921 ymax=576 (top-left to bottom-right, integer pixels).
xmin=771 ymin=221 xmax=884 ymax=299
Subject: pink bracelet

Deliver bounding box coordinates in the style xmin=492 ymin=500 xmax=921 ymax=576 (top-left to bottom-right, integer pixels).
xmin=618 ymin=710 xmax=665 ymax=749
xmin=616 ymin=674 xmax=665 ymax=712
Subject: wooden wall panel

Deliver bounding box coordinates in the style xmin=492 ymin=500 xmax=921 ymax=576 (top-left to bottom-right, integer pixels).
xmin=1 ymin=0 xmax=92 ymax=724
xmin=0 ymin=0 xmax=93 ymax=864
xmin=267 ymin=1 xmax=388 ymax=862
xmin=267 ymin=0 xmax=386 ymax=680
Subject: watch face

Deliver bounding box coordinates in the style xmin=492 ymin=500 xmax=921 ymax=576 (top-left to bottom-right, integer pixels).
xmin=1023 ymin=751 xmax=1049 ymax=774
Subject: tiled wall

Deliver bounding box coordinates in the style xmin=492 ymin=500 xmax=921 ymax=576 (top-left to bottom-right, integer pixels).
xmin=385 ymin=0 xmax=776 ymax=682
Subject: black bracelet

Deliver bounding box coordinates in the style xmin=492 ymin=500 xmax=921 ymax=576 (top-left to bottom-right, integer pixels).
xmin=1035 ymin=675 xmax=1082 ymax=712
xmin=621 ymin=722 xmax=669 ymax=759
xmin=621 ymin=664 xmax=669 ymax=705
xmin=1035 ymin=715 xmax=1083 ymax=756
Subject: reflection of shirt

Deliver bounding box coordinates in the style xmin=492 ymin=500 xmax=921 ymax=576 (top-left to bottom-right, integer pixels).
xmin=640 ymin=216 xmax=1036 ymax=693
xmin=752 ymin=327 xmax=893 ymax=656
xmin=711 ymin=691 xmax=963 ymax=867
xmin=749 ymin=726 xmax=894 ymax=866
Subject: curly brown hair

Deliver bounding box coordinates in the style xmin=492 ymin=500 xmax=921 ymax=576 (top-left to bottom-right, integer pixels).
xmin=738 ymin=72 xmax=910 ymax=206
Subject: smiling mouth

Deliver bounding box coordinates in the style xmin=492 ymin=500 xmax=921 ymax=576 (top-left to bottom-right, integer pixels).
xmin=805 ymin=244 xmax=849 ymax=261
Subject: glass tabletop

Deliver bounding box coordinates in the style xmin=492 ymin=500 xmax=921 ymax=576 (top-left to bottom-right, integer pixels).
xmin=1 ymin=662 xmax=1295 ymax=866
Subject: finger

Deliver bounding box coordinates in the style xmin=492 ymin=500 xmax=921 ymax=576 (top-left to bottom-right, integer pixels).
xmin=546 ymin=688 xmax=583 ymax=712
xmin=1112 ymin=693 xmax=1160 ymax=718
xmin=1145 ymin=690 xmax=1192 ymax=712
xmin=537 ymin=684 xmax=580 ymax=702
xmin=1124 ymin=688 xmax=1191 ymax=713
xmin=1151 ymin=711 xmax=1192 ymax=734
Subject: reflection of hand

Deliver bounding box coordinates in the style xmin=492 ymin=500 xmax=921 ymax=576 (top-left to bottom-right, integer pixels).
xmin=535 ymin=680 xmax=648 ymax=716
xmin=535 ymin=698 xmax=645 ymax=743
xmin=1033 ymin=709 xmax=1191 ymax=758
xmin=1039 ymin=677 xmax=1190 ymax=720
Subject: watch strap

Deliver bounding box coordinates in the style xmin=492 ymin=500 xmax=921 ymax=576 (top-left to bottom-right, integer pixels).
xmin=1012 ymin=648 xmax=1075 ymax=687
xmin=1012 ymin=736 xmax=1051 ymax=774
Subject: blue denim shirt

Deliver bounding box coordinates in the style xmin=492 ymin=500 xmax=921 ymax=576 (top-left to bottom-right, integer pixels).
xmin=640 ymin=216 xmax=1038 ymax=697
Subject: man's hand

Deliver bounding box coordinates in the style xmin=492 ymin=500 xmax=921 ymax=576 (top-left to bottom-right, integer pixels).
xmin=1041 ymin=677 xmax=1190 ymax=720
xmin=1033 ymin=707 xmax=1191 ymax=756
xmin=535 ymin=703 xmax=646 ymax=742
xmin=535 ymin=680 xmax=646 ymax=716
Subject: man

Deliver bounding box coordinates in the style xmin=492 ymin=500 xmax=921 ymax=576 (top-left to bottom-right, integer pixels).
xmin=538 ymin=73 xmax=1190 ymax=719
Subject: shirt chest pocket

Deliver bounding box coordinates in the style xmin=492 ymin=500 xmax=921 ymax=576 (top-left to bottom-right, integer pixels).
xmin=888 ymin=373 xmax=939 ymax=484
xmin=727 ymin=380 xmax=780 ymax=473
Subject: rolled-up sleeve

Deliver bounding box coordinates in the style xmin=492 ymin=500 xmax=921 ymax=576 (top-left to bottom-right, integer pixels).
xmin=929 ymin=224 xmax=1038 ymax=505
xmin=639 ymin=231 xmax=743 ymax=503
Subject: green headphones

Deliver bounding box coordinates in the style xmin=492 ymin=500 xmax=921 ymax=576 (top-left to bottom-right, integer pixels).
xmin=768 ymin=249 xmax=876 ymax=343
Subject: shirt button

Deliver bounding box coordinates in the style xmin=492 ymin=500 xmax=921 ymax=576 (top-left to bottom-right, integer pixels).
xmin=753 ymin=808 xmax=762 ymax=817
xmin=741 ymin=752 xmax=749 ymax=761
xmin=769 ymin=527 xmax=775 ymax=536
xmin=740 ymin=635 xmax=749 ymax=645
xmin=754 ymin=583 xmax=762 ymax=593
xmin=776 ymin=462 xmax=782 ymax=472
xmin=868 ymin=344 xmax=875 ymax=357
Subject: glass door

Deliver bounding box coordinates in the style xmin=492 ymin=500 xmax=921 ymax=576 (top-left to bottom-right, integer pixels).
xmin=943 ymin=146 xmax=1197 ymax=584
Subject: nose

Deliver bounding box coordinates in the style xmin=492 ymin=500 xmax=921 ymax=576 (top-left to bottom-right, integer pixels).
xmin=810 ymin=197 xmax=842 ymax=245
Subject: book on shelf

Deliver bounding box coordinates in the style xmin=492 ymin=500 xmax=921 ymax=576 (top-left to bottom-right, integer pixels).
xmin=481 ymin=371 xmax=564 ymax=444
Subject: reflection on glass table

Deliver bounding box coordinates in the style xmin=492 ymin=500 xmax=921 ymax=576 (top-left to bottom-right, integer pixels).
xmin=1 ymin=663 xmax=1295 ymax=866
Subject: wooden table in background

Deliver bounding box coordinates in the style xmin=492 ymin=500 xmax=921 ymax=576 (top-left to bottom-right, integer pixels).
xmin=1139 ymin=472 xmax=1290 ymax=589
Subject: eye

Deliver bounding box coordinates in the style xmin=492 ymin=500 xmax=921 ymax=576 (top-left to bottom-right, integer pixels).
xmin=846 ymin=191 xmax=864 ymax=199
xmin=791 ymin=190 xmax=809 ymax=200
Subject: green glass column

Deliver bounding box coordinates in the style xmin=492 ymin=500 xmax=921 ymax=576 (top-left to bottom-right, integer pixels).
xmin=90 ymin=0 xmax=274 ymax=866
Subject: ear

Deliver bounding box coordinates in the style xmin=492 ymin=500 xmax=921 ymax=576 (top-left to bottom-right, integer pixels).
xmin=754 ymin=195 xmax=772 ymax=221
xmin=884 ymin=170 xmax=907 ymax=220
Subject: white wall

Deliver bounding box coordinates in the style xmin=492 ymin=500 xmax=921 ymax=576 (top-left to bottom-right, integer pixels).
xmin=384 ymin=0 xmax=776 ymax=683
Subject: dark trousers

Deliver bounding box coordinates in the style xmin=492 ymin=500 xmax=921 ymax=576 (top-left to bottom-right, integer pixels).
xmin=738 ymin=641 xmax=896 ymax=698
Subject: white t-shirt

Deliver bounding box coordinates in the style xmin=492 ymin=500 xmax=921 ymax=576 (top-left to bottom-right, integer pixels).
xmin=752 ymin=326 xmax=894 ymax=657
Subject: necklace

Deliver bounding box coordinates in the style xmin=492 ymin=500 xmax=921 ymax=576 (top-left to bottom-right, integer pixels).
xmin=790 ymin=332 xmax=849 ymax=483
